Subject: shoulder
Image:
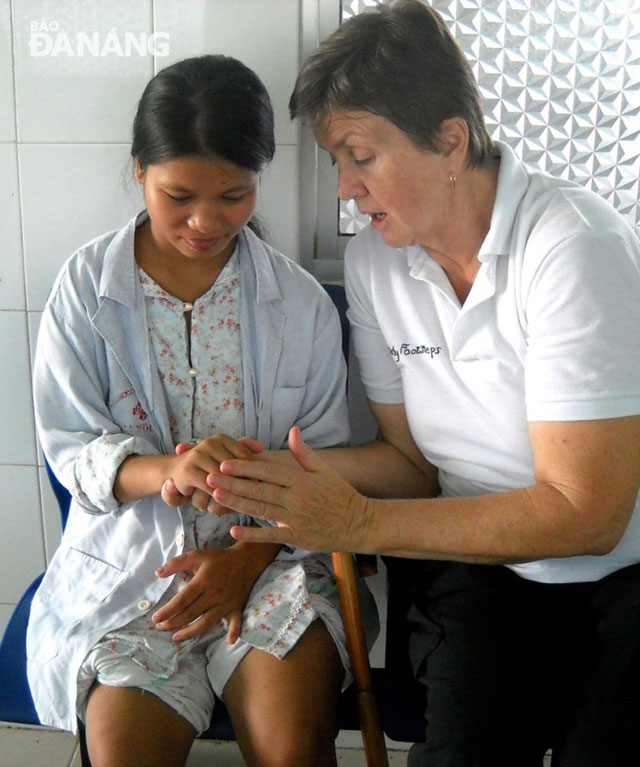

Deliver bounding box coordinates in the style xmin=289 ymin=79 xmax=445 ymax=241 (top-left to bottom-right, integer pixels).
xmin=512 ymin=164 xmax=638 ymax=260
xmin=46 ymin=218 xmax=137 ymax=316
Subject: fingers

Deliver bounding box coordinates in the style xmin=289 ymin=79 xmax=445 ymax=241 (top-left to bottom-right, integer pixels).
xmin=207 ymin=498 xmax=228 ymax=514
xmin=171 ymin=434 xmax=260 ymax=498
xmin=208 ymin=434 xmax=254 ymax=460
xmin=238 ymin=436 xmax=264 ymax=454
xmin=287 ymin=426 xmax=325 ymax=472
xmin=230 ymin=523 xmax=292 ymax=546
xmin=191 ymin=488 xmax=212 ymax=512
xmin=161 ymin=477 xmax=192 ymax=507
xmin=161 ymin=477 xmax=224 ymax=513
xmin=215 ymin=457 xmax=295 ymax=486
xmin=171 ymin=614 xmax=210 ymax=643
xmin=156 ymin=552 xmax=197 ymax=578
xmin=192 ymin=487 xmax=228 ymax=515
xmin=152 ymin=583 xmax=203 ymax=630
xmin=225 ymin=609 xmax=241 ymax=644
xmin=210 ymin=475 xmax=289 ymax=525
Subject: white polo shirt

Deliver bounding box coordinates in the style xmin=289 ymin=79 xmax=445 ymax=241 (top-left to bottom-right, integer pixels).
xmin=345 ymin=140 xmax=640 ymax=583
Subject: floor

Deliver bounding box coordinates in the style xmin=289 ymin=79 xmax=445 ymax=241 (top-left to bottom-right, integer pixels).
xmin=0 ymin=722 xmax=555 ymax=766
xmin=0 ymin=723 xmax=411 ymax=766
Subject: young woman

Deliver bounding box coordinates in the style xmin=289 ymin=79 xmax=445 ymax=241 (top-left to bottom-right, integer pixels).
xmin=27 ymin=55 xmax=376 ymax=767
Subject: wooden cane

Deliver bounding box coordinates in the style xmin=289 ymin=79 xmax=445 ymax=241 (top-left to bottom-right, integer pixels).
xmin=332 ymin=551 xmax=389 ymax=767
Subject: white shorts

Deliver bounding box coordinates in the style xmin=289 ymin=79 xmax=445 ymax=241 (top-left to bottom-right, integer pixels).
xmin=76 ymin=556 xmax=379 ymax=734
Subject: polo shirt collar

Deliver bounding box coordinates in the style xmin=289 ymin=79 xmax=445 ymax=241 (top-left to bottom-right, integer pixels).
xmin=405 ymin=140 xmax=530 ymax=279
xmin=477 ymin=140 xmax=530 ymax=263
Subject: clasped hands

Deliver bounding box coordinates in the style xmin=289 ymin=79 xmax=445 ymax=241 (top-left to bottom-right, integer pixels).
xmin=153 ymin=428 xmax=369 ymax=643
xmin=208 ymin=426 xmax=371 ymax=553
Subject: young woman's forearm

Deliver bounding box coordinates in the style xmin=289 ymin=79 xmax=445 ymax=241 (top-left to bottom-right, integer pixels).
xmin=114 ymin=454 xmax=177 ymax=503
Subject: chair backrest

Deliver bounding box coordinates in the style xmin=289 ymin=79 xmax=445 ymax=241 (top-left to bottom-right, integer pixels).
xmin=44 ymin=457 xmax=71 ymax=531
xmin=322 ymin=283 xmax=350 ymax=363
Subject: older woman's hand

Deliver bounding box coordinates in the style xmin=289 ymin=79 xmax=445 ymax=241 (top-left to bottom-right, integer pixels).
xmin=209 ymin=427 xmax=372 ymax=552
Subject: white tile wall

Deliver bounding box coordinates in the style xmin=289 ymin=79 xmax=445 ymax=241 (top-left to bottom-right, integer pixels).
xmin=155 ymin=0 xmax=300 ymax=146
xmin=25 ymin=311 xmax=40 ymax=378
xmin=13 ymin=0 xmax=154 ymax=142
xmin=0 ymin=464 xmax=46 ymax=604
xmin=0 ymin=1 xmax=304 ymax=648
xmin=0 ymin=604 xmax=14 ymax=647
xmin=0 ymin=311 xmax=36 ymax=465
xmin=20 ymin=143 xmax=141 ymax=310
xmin=0 ymin=144 xmax=25 ymax=310
xmin=257 ymin=144 xmax=299 ymax=258
xmin=0 ymin=0 xmax=15 ymax=142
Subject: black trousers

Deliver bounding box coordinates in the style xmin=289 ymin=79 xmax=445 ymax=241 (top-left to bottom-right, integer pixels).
xmin=404 ymin=561 xmax=640 ymax=767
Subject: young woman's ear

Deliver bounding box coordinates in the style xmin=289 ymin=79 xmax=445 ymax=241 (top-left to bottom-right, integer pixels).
xmin=134 ymin=158 xmax=145 ymax=185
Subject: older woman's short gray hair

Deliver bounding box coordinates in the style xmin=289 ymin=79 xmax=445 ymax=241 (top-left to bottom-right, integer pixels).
xmin=289 ymin=0 xmax=494 ymax=168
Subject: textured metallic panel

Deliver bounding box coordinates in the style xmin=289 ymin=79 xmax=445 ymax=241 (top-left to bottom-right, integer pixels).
xmin=339 ymin=0 xmax=640 ymax=236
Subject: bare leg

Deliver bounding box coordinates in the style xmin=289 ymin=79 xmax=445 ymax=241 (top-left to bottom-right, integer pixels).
xmin=85 ymin=684 xmax=197 ymax=767
xmin=223 ymin=619 xmax=344 ymax=767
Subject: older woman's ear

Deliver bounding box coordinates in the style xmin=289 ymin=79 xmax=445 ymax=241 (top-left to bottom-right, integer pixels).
xmin=437 ymin=117 xmax=469 ymax=166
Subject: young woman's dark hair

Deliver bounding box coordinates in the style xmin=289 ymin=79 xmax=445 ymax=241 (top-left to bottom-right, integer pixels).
xmin=289 ymin=0 xmax=494 ymax=168
xmin=132 ymin=55 xmax=275 ymax=238
xmin=132 ymin=54 xmax=275 ymax=172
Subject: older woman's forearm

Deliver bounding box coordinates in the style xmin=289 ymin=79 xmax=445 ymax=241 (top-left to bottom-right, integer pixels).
xmin=260 ymin=439 xmax=438 ymax=499
xmin=359 ymin=481 xmax=632 ymax=563
xmin=321 ymin=440 xmax=439 ymax=499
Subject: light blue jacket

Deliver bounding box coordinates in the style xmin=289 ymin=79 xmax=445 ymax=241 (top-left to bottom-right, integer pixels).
xmin=27 ymin=213 xmax=349 ymax=731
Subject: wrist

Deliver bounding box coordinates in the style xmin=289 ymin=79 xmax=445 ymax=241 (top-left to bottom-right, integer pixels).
xmin=230 ymin=537 xmax=281 ymax=572
xmin=347 ymin=492 xmax=378 ymax=554
xmin=115 ymin=453 xmax=178 ymax=503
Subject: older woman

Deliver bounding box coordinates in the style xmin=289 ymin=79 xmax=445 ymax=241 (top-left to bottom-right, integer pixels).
xmin=206 ymin=2 xmax=640 ymax=765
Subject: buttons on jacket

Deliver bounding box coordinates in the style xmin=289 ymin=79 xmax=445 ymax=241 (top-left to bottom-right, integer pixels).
xmin=176 ymin=533 xmax=185 ymax=548
xmin=137 ymin=599 xmax=151 ymax=611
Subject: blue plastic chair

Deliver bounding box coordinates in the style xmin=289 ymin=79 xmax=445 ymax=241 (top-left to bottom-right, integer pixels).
xmin=0 ymin=461 xmax=69 ymax=725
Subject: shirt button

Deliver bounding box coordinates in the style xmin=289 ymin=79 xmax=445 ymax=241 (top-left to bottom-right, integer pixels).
xmin=176 ymin=534 xmax=185 ymax=547
xmin=138 ymin=599 xmax=151 ymax=611
xmin=184 ymin=302 xmax=193 ymax=312
xmin=189 ymin=368 xmax=197 ymax=377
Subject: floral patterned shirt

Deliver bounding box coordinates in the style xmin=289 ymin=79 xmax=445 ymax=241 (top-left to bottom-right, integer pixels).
xmin=139 ymin=250 xmax=244 ymax=446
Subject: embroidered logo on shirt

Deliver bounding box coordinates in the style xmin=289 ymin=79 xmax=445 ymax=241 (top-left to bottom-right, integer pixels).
xmin=389 ymin=344 xmax=442 ymax=363
xmin=132 ymin=401 xmax=148 ymax=420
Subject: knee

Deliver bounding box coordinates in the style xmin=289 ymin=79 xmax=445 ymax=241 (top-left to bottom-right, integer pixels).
xmin=246 ymin=725 xmax=336 ymax=767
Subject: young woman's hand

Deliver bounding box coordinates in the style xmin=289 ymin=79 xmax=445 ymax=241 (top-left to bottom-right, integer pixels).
xmin=162 ymin=435 xmax=264 ymax=512
xmin=152 ymin=545 xmax=259 ymax=644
